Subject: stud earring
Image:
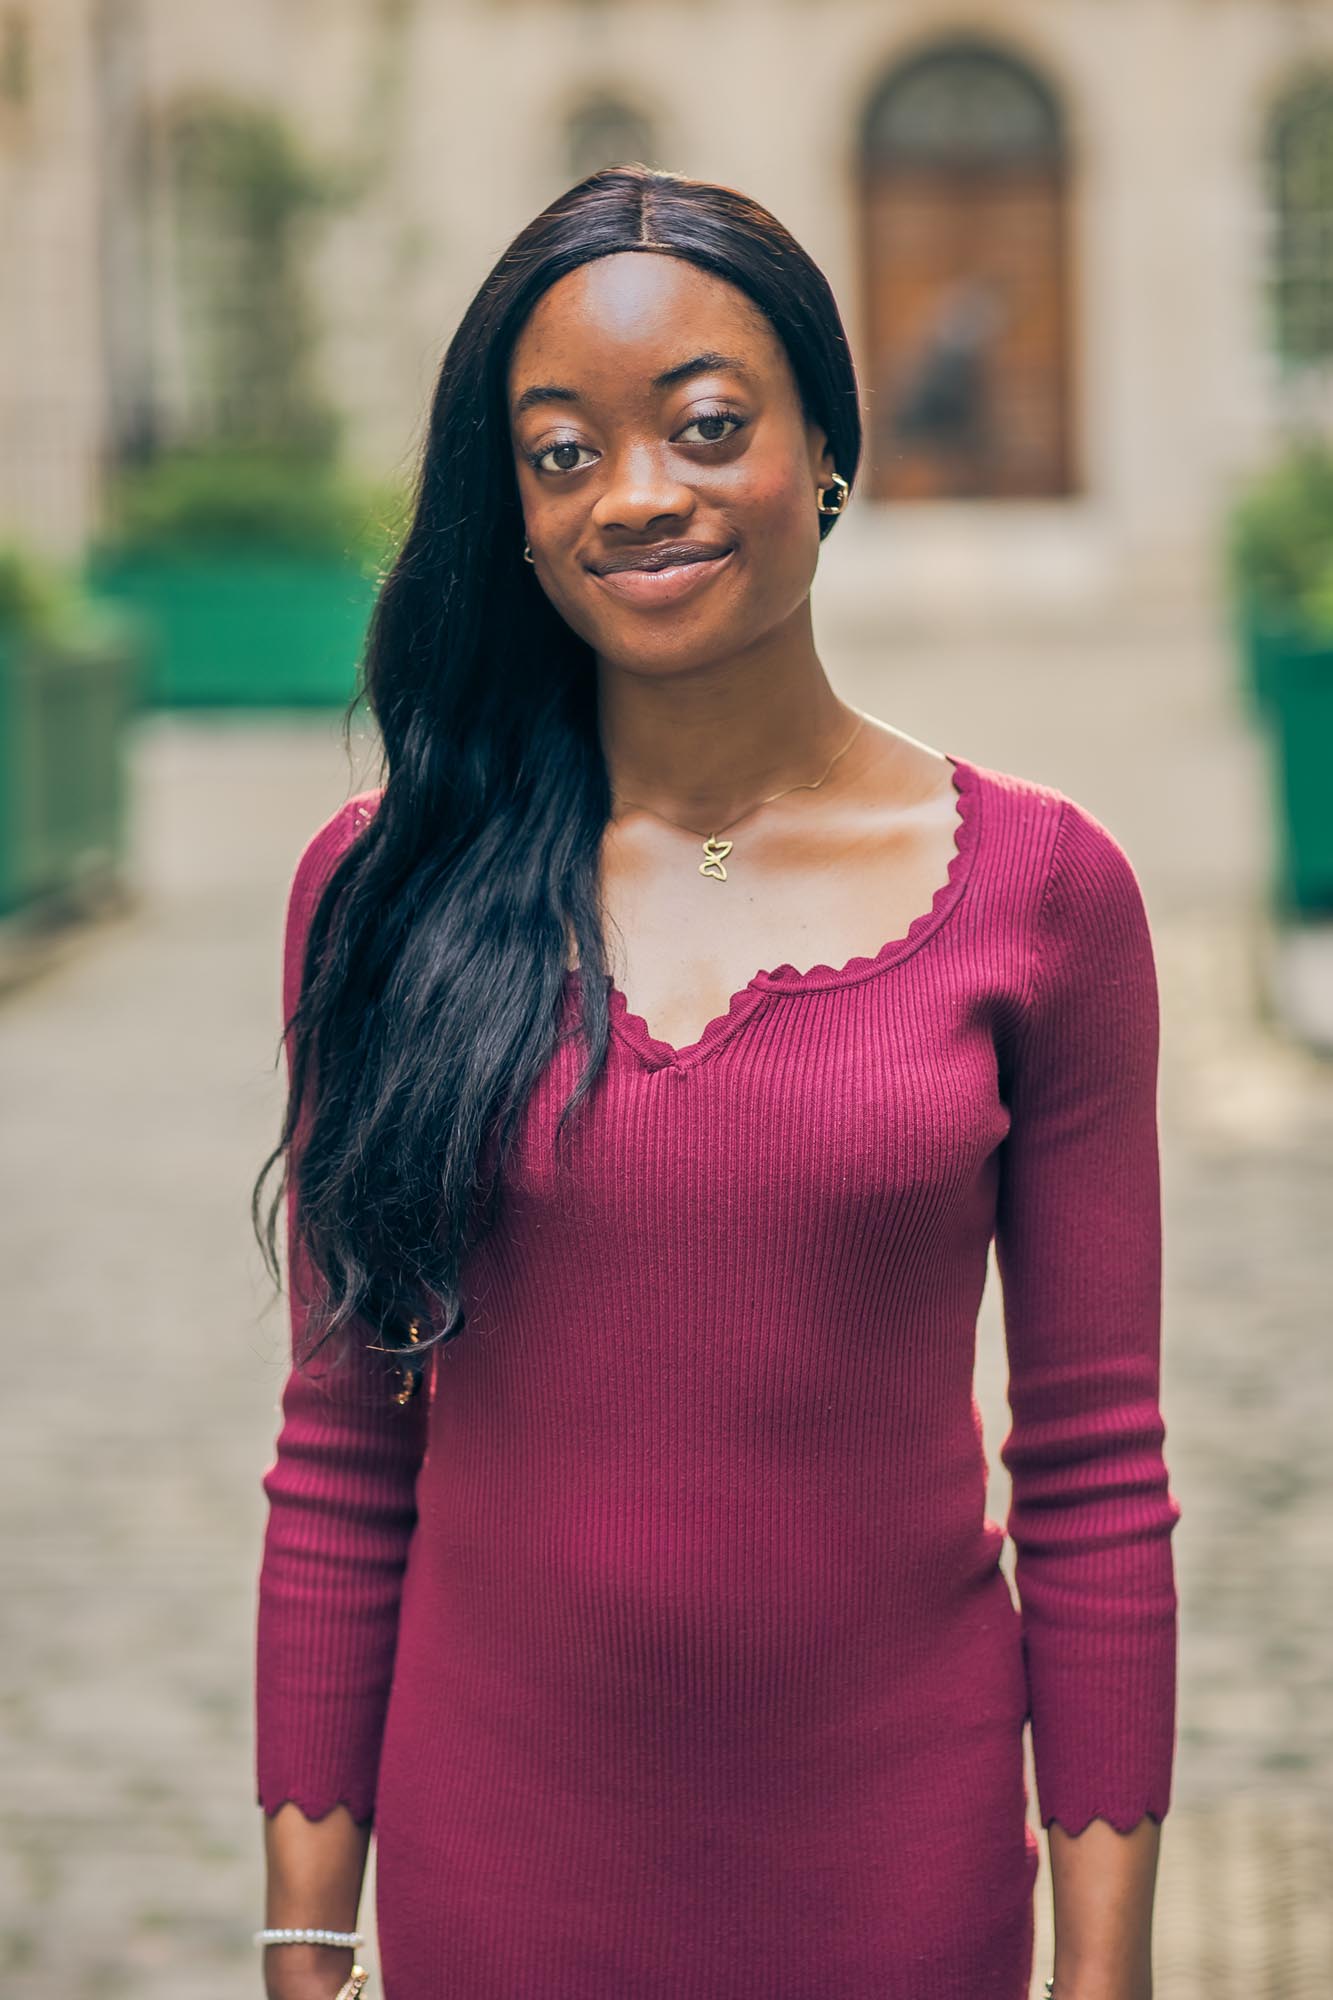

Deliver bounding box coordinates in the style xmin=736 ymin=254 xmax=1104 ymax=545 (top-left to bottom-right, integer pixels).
xmin=817 ymin=473 xmax=849 ymax=516
xmin=523 ymin=539 xmax=535 ymax=564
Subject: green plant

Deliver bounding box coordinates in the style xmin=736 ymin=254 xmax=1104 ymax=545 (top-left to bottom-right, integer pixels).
xmin=0 ymin=546 xmax=64 ymax=635
xmin=0 ymin=545 xmax=126 ymax=648
xmin=95 ymin=446 xmax=411 ymax=574
xmin=1226 ymin=442 xmax=1333 ymax=636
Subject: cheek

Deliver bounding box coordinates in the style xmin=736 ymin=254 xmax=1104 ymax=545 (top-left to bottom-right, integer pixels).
xmin=520 ymin=499 xmax=591 ymax=613
xmin=534 ymin=543 xmax=624 ymax=652
xmin=732 ymin=453 xmax=820 ymax=560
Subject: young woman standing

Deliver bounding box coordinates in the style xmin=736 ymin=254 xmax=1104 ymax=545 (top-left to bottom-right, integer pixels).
xmin=252 ymin=165 xmax=1180 ymax=2000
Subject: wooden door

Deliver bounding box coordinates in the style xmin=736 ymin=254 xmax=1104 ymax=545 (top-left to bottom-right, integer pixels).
xmin=859 ymin=46 xmax=1075 ymax=501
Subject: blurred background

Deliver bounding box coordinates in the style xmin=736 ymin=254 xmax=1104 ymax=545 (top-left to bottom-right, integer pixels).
xmin=2 ymin=2 xmax=1332 ymax=1996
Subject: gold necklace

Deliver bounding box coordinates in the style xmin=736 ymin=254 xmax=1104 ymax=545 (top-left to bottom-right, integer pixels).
xmin=610 ymin=710 xmax=867 ymax=881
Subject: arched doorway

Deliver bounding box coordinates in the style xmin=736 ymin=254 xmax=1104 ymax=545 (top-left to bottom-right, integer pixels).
xmin=859 ymin=40 xmax=1075 ymax=500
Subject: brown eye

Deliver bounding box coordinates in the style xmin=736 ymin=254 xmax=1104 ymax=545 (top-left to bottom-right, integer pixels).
xmin=678 ymin=410 xmax=746 ymax=446
xmin=527 ymin=440 xmax=594 ymax=475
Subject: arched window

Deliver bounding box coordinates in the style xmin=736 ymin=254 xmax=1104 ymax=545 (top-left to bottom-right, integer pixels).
xmin=858 ymin=40 xmax=1074 ymax=500
xmin=0 ymin=7 xmax=31 ymax=110
xmin=565 ymin=95 xmax=658 ymax=183
xmin=154 ymin=95 xmax=340 ymax=455
xmin=1264 ymin=74 xmax=1333 ymax=369
xmin=865 ymin=42 xmax=1063 ymax=166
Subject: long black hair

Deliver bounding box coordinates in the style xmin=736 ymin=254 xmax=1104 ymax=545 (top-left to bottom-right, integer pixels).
xmin=251 ymin=163 xmax=863 ymax=1386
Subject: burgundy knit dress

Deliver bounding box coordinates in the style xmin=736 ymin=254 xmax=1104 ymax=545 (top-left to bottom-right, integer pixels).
xmin=254 ymin=752 xmax=1181 ymax=2000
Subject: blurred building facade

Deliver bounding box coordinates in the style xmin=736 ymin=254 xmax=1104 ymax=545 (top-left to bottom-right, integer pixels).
xmin=0 ymin=0 xmax=105 ymax=560
xmin=5 ymin=0 xmax=1333 ymax=622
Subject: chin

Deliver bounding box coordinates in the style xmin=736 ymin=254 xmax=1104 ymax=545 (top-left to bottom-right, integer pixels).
xmin=553 ymin=556 xmax=777 ymax=673
xmin=595 ymin=615 xmax=754 ymax=679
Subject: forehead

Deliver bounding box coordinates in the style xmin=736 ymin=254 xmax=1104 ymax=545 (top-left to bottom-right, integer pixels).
xmin=507 ymin=251 xmax=782 ymax=395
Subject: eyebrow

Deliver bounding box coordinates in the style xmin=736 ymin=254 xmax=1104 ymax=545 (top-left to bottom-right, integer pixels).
xmin=510 ymin=350 xmax=757 ymax=420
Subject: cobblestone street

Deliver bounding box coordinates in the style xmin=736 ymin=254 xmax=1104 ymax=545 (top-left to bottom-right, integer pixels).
xmin=2 ymin=613 xmax=1330 ymax=1998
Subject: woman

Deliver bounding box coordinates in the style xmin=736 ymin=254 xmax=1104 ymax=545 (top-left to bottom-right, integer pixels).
xmin=252 ymin=165 xmax=1180 ymax=2000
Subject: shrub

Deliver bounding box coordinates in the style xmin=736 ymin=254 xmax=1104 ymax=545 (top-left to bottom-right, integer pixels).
xmin=0 ymin=544 xmax=128 ymax=648
xmin=1226 ymin=442 xmax=1333 ymax=636
xmin=95 ymin=446 xmax=411 ymax=576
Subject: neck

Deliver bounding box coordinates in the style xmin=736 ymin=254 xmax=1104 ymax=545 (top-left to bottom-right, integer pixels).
xmin=596 ymin=602 xmax=855 ymax=826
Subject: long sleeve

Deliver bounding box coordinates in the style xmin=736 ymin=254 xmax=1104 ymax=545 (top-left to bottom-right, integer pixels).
xmin=254 ymin=793 xmax=427 ymax=1825
xmin=993 ymin=795 xmax=1182 ymax=1836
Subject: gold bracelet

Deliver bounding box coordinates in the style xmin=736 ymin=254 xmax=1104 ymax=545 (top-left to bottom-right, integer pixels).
xmin=333 ymin=1969 xmax=370 ymax=2000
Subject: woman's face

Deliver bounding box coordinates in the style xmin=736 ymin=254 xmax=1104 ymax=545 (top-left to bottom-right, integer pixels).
xmin=507 ymin=251 xmax=837 ymax=678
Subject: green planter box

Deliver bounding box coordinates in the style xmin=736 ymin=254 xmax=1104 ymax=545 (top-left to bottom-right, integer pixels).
xmin=0 ymin=619 xmax=144 ymax=918
xmin=1246 ymin=621 xmax=1333 ymax=917
xmin=1232 ymin=597 xmax=1279 ymax=715
xmin=86 ymin=550 xmax=378 ymax=707
xmin=1231 ymin=595 xmax=1330 ymax=718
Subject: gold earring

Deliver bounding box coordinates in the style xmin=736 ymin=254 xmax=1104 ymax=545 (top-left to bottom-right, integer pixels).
xmin=523 ymin=539 xmax=535 ymax=564
xmin=392 ymin=1319 xmax=423 ymax=1406
xmin=817 ymin=473 xmax=849 ymax=516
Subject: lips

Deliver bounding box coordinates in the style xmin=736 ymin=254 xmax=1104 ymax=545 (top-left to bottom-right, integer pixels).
xmin=591 ymin=541 xmax=734 ymax=574
xmin=589 ymin=545 xmax=736 ymax=608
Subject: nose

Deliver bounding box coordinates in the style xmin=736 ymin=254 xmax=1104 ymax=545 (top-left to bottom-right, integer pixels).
xmin=591 ymin=439 xmax=696 ymax=535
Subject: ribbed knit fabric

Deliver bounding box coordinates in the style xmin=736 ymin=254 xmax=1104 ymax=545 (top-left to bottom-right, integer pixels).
xmin=254 ymin=752 xmax=1181 ymax=2000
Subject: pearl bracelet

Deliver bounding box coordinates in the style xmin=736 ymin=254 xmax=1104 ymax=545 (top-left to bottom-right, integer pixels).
xmin=253 ymin=1926 xmax=365 ymax=1948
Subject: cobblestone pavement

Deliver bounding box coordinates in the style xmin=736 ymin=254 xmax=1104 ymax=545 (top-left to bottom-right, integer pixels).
xmin=1 ymin=614 xmax=1330 ymax=1998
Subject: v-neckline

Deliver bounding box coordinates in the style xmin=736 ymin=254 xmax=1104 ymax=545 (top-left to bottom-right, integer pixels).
xmin=564 ymin=751 xmax=982 ymax=1073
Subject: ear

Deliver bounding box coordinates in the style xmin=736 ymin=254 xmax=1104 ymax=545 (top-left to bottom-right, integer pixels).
xmin=807 ymin=420 xmax=836 ymax=489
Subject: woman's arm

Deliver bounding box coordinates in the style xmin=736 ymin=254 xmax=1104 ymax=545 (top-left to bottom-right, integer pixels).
xmin=255 ymin=797 xmax=427 ymax=1993
xmin=993 ymin=794 xmax=1182 ymax=1999
xmin=261 ymin=1803 xmax=371 ymax=2000
xmin=1047 ymin=1814 xmax=1160 ymax=2000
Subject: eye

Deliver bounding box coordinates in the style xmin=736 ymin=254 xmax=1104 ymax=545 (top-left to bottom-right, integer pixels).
xmin=677 ymin=407 xmax=747 ymax=447
xmin=525 ymin=439 xmax=597 ymax=476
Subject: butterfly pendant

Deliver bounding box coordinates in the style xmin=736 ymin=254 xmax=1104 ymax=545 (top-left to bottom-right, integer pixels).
xmin=699 ymin=835 xmax=733 ymax=881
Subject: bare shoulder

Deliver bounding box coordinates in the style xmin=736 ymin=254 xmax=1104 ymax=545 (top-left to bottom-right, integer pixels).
xmin=855 ymin=726 xmax=1147 ymax=914
xmin=851 ymin=714 xmax=961 ymax=810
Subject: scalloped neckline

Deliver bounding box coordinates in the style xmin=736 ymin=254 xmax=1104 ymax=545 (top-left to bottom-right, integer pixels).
xmin=567 ymin=753 xmax=982 ymax=1072
xmin=751 ymin=751 xmax=978 ymax=991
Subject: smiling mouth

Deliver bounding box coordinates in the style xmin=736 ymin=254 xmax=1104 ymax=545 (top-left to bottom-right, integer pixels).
xmin=592 ymin=545 xmax=735 ymax=574
xmin=588 ymin=547 xmax=736 ymax=606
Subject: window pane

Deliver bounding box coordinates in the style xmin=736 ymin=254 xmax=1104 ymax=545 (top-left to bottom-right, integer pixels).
xmin=1265 ymin=76 xmax=1333 ymax=368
